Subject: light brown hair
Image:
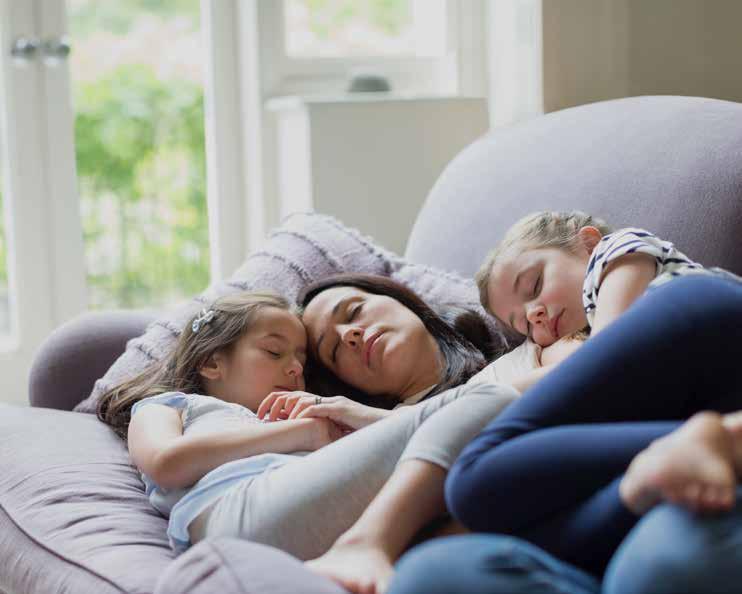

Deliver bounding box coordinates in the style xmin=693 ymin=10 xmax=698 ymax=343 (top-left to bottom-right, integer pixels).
xmin=476 ymin=210 xmax=612 ymax=315
xmin=97 ymin=292 xmax=292 ymax=440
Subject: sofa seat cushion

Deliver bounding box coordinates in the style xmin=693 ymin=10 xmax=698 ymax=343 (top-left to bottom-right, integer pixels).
xmin=0 ymin=403 xmax=173 ymax=594
xmin=154 ymin=539 xmax=346 ymax=594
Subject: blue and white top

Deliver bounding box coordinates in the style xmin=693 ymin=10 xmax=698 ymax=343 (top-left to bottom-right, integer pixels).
xmin=131 ymin=392 xmax=307 ymax=552
xmin=582 ymin=228 xmax=715 ymax=326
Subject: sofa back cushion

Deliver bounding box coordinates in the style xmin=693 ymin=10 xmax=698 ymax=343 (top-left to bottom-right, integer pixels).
xmin=76 ymin=212 xmax=506 ymax=413
xmin=406 ymin=96 xmax=742 ymax=277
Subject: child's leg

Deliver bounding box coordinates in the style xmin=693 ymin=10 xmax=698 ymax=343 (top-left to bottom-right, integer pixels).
xmin=446 ymin=423 xmax=675 ymax=546
xmin=193 ymin=381 xmax=518 ymax=560
xmin=448 ymin=276 xmax=742 ymax=530
xmin=444 ymin=418 xmax=740 ymax=575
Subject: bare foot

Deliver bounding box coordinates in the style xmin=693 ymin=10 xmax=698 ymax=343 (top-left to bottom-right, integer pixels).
xmin=620 ymin=412 xmax=737 ymax=515
xmin=722 ymin=410 xmax=742 ymax=476
xmin=306 ymin=538 xmax=395 ymax=594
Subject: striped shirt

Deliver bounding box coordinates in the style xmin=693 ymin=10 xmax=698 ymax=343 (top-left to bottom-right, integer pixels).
xmin=582 ymin=228 xmax=706 ymax=327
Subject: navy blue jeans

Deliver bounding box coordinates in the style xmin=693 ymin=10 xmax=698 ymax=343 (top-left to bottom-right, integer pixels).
xmin=446 ymin=275 xmax=742 ymax=575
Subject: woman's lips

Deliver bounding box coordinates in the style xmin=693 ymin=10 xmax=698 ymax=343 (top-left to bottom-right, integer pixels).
xmin=364 ymin=332 xmax=383 ymax=367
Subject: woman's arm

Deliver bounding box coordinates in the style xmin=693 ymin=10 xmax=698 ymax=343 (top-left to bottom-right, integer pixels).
xmin=306 ymin=459 xmax=449 ymax=594
xmin=128 ymin=404 xmax=342 ymax=490
xmin=591 ymin=252 xmax=657 ymax=335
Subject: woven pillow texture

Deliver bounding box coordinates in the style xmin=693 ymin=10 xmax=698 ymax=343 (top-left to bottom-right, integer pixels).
xmin=76 ymin=212 xmax=504 ymax=413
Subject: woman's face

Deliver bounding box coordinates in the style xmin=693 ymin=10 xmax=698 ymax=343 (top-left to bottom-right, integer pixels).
xmin=302 ymin=286 xmax=441 ymax=398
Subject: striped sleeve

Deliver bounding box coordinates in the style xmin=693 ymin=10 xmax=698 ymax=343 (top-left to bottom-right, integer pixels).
xmin=582 ymin=228 xmax=668 ymax=319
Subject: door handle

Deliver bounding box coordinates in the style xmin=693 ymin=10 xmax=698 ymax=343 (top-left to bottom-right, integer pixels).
xmin=42 ymin=37 xmax=71 ymax=61
xmin=10 ymin=36 xmax=41 ymax=62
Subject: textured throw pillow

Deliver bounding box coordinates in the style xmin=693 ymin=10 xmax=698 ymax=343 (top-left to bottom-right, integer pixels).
xmin=76 ymin=211 xmax=506 ymax=413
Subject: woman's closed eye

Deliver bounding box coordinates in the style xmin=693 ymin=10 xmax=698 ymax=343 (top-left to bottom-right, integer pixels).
xmin=348 ymin=302 xmax=363 ymax=322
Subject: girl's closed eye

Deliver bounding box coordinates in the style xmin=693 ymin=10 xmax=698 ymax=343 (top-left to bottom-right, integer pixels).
xmin=533 ymin=274 xmax=542 ymax=297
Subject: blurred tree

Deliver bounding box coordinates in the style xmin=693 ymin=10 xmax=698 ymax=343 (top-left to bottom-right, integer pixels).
xmin=74 ymin=64 xmax=208 ymax=308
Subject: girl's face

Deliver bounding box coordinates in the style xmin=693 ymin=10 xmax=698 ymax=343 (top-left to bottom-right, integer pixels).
xmin=203 ymin=307 xmax=307 ymax=411
xmin=486 ymin=228 xmax=601 ymax=347
xmin=302 ymin=286 xmax=442 ymax=399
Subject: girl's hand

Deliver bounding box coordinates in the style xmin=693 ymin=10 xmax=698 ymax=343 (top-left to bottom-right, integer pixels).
xmin=257 ymin=391 xmax=316 ymax=422
xmin=293 ymin=394 xmax=392 ymax=431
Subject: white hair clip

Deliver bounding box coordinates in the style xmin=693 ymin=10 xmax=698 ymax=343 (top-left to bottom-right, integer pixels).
xmin=191 ymin=308 xmax=216 ymax=333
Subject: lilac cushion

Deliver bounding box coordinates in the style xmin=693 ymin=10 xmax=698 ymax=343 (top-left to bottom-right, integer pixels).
xmin=0 ymin=403 xmax=172 ymax=594
xmin=407 ymin=96 xmax=742 ymax=277
xmin=76 ymin=211 xmax=506 ymax=413
xmin=154 ymin=539 xmax=347 ymax=594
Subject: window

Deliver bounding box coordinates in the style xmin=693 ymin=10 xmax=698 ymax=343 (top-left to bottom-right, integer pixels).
xmin=67 ymin=0 xmax=210 ymax=309
xmin=284 ymin=0 xmax=447 ymax=58
xmin=255 ymin=0 xmax=469 ymax=97
xmin=0 ymin=98 xmax=11 ymax=336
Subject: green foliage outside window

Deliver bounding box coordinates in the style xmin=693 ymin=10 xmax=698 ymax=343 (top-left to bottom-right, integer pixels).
xmin=303 ymin=0 xmax=411 ymax=38
xmin=74 ymin=64 xmax=209 ymax=309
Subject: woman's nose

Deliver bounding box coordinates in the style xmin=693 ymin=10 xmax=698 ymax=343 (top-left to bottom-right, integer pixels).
xmin=340 ymin=326 xmax=363 ymax=349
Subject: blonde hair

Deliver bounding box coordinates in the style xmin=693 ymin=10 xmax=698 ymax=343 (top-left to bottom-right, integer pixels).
xmin=476 ymin=210 xmax=612 ymax=315
xmin=97 ymin=291 xmax=292 ymax=440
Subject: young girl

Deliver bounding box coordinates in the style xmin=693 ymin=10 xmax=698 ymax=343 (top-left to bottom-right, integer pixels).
xmin=430 ymin=211 xmax=742 ymax=576
xmin=97 ymin=292 xmax=355 ymax=552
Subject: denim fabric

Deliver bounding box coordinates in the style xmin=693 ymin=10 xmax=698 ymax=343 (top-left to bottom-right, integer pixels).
xmin=387 ymin=534 xmax=599 ymax=594
xmin=446 ymin=275 xmax=742 ymax=574
xmin=604 ymin=488 xmax=742 ymax=594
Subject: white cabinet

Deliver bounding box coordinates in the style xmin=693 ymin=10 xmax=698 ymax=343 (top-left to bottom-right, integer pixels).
xmin=268 ymin=94 xmax=488 ymax=255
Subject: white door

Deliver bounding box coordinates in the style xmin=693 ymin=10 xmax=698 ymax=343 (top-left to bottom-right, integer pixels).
xmin=0 ymin=0 xmax=84 ymax=404
xmin=0 ymin=0 xmax=246 ymax=405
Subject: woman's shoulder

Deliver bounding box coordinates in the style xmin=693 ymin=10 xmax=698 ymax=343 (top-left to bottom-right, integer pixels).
xmin=468 ymin=340 xmax=541 ymax=386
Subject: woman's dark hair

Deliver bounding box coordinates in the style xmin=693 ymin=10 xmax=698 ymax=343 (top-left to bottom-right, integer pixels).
xmin=298 ymin=274 xmax=497 ymax=407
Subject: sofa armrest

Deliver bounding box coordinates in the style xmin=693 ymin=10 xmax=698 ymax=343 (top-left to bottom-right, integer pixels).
xmin=28 ymin=310 xmax=157 ymax=411
xmin=155 ymin=538 xmax=347 ymax=594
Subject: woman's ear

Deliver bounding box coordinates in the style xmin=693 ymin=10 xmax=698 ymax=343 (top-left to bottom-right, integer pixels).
xmin=577 ymin=226 xmax=603 ymax=255
xmin=198 ymin=352 xmax=224 ymax=381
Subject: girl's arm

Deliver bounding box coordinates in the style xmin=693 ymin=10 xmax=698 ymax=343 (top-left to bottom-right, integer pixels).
xmin=592 ymin=252 xmax=657 ymax=335
xmin=128 ymin=404 xmax=340 ymax=490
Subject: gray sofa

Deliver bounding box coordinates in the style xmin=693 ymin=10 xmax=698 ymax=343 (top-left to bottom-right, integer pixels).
xmin=4 ymin=95 xmax=742 ymax=594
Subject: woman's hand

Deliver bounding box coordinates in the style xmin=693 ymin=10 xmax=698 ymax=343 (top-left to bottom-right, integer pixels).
xmin=258 ymin=391 xmax=392 ymax=431
xmin=294 ymin=394 xmax=392 ymax=431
